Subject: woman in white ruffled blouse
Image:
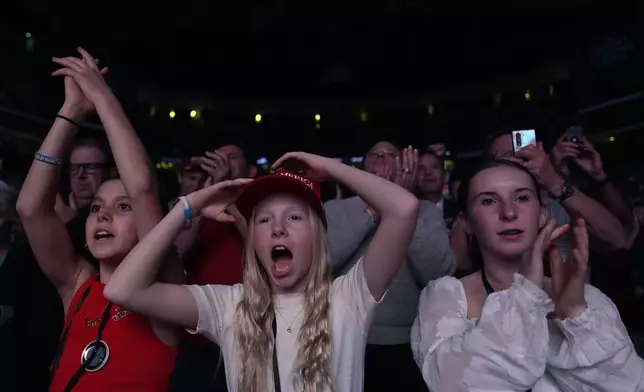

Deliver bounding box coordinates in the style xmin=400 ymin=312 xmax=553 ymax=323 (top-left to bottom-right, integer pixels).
xmin=411 ymin=159 xmax=644 ymax=392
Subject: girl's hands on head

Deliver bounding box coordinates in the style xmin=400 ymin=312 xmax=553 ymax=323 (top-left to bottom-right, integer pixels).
xmin=186 ymin=178 xmax=253 ymax=222
xmin=272 ymin=151 xmax=337 ymax=182
xmin=52 ymin=47 xmax=111 ymax=112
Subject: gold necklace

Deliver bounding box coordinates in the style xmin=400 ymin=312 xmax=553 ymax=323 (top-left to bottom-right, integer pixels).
xmin=274 ymin=306 xmax=303 ymax=334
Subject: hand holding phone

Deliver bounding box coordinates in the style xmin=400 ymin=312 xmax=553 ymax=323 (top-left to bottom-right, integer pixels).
xmin=512 ymin=129 xmax=537 ymax=154
xmin=564 ymin=126 xmax=584 ymax=144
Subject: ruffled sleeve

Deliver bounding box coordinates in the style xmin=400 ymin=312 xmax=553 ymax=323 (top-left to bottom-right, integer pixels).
xmin=546 ymin=284 xmax=644 ymax=392
xmin=411 ymin=274 xmax=553 ymax=391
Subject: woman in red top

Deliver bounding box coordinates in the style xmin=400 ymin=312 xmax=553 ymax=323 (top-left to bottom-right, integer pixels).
xmin=16 ymin=48 xmax=181 ymax=392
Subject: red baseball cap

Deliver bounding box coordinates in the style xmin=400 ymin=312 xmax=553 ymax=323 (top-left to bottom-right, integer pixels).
xmin=235 ymin=169 xmax=327 ymax=229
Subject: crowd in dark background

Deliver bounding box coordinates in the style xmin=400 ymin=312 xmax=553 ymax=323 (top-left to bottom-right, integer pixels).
xmin=0 ymin=3 xmax=643 ymax=391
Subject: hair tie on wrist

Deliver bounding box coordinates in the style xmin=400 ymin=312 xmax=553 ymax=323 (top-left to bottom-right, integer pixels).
xmin=56 ymin=114 xmax=82 ymax=129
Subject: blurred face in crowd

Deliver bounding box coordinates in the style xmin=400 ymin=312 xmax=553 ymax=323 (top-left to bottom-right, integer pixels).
xmin=86 ymin=179 xmax=138 ymax=264
xmin=460 ymin=163 xmax=545 ymax=263
xmin=417 ymin=152 xmax=445 ymax=196
xmin=252 ymin=194 xmax=316 ymax=294
xmin=364 ymin=141 xmax=400 ymax=182
xmin=179 ymin=169 xmax=206 ymax=196
xmin=488 ymin=134 xmax=514 ymax=159
xmin=69 ymin=146 xmax=108 ymax=208
xmin=219 ymin=144 xmax=257 ymax=179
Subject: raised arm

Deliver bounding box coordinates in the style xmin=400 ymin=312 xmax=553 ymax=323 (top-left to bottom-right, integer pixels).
xmin=52 ymin=48 xmax=183 ymax=282
xmin=272 ymin=152 xmax=419 ymax=300
xmin=16 ymin=81 xmax=96 ymax=309
xmin=104 ymin=180 xmax=249 ymax=329
xmin=516 ymin=143 xmax=626 ymax=250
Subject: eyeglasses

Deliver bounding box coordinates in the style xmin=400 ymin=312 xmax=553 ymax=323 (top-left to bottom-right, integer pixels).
xmin=69 ymin=163 xmax=106 ymax=174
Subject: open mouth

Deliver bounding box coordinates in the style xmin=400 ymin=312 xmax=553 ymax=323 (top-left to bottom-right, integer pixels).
xmin=271 ymin=245 xmax=293 ymax=277
xmin=94 ymin=230 xmax=114 ymax=241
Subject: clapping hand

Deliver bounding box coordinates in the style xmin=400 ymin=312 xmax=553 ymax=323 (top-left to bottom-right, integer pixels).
xmin=393 ymin=146 xmax=419 ymax=191
xmin=52 ymin=47 xmax=112 ymax=108
xmin=550 ymin=218 xmax=589 ymax=319
xmin=198 ymin=150 xmax=231 ymax=184
xmin=521 ymin=220 xmax=570 ymax=289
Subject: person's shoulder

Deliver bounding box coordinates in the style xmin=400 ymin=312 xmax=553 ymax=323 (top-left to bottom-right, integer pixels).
xmin=418 ymin=199 xmax=444 ymax=218
xmin=416 ymin=276 xmax=467 ymax=317
xmin=323 ymin=196 xmax=362 ymax=213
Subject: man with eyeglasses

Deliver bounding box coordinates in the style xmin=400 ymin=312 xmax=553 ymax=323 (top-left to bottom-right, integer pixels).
xmin=68 ymin=137 xmax=111 ymax=208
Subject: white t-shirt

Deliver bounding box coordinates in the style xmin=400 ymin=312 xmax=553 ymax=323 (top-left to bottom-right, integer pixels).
xmin=185 ymin=258 xmax=381 ymax=392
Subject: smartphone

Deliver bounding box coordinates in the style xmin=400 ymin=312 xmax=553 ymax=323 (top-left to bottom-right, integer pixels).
xmin=564 ymin=126 xmax=584 ymax=144
xmin=512 ymin=129 xmax=537 ymax=153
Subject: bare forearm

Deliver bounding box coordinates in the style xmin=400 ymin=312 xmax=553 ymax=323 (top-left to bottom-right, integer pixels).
xmin=107 ymin=205 xmax=185 ymax=298
xmin=94 ymin=94 xmax=156 ymax=196
xmin=597 ymin=183 xmax=634 ymax=228
xmin=17 ymin=106 xmax=84 ymax=216
xmin=562 ymin=192 xmax=626 ymax=249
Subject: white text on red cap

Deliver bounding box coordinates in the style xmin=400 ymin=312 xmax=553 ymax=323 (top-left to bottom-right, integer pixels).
xmin=278 ymin=171 xmax=314 ymax=190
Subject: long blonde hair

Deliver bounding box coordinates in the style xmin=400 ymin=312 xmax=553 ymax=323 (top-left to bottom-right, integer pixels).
xmin=236 ymin=205 xmax=334 ymax=392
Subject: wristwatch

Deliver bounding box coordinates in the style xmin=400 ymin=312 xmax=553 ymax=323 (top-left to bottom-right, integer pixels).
xmin=558 ymin=180 xmax=575 ymax=203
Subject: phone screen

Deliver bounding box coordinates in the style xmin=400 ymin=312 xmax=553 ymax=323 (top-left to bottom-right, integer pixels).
xmin=512 ymin=129 xmax=537 ymax=153
xmin=564 ymin=126 xmax=584 ymax=144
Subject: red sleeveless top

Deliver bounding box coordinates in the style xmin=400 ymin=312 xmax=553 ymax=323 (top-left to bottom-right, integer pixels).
xmin=49 ymin=275 xmax=177 ymax=392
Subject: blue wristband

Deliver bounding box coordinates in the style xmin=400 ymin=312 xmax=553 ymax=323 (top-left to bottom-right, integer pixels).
xmin=178 ymin=196 xmax=193 ymax=229
xmin=34 ymin=152 xmax=62 ymax=166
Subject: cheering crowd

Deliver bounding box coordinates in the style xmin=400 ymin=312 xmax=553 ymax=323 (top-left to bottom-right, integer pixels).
xmin=1 ymin=48 xmax=643 ymax=392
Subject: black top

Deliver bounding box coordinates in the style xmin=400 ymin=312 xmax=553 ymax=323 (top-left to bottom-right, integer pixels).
xmin=0 ymin=207 xmax=93 ymax=391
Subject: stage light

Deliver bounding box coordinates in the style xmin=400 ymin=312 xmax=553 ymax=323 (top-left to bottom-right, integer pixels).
xmin=25 ymin=32 xmax=32 ymax=39
xmin=427 ymin=104 xmax=435 ymax=115
xmin=169 ymin=110 xmax=176 ymax=119
xmin=360 ymin=111 xmax=368 ymax=122
xmin=255 ymin=114 xmax=262 ymax=123
xmin=149 ymin=106 xmax=156 ymax=117
xmin=524 ymin=90 xmax=531 ymax=101
xmin=314 ymin=114 xmax=321 ymax=122
xmin=609 ymin=136 xmax=615 ymax=142
xmin=190 ymin=110 xmax=198 ymax=118
xmin=315 ymin=123 xmax=321 ymax=129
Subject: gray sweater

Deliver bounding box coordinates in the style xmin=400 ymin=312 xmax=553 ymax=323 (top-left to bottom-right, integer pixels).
xmin=324 ymin=196 xmax=455 ymax=345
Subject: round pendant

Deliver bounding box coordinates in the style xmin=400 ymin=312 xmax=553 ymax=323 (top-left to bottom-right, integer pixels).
xmin=287 ymin=327 xmax=292 ymax=333
xmin=80 ymin=340 xmax=109 ymax=372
